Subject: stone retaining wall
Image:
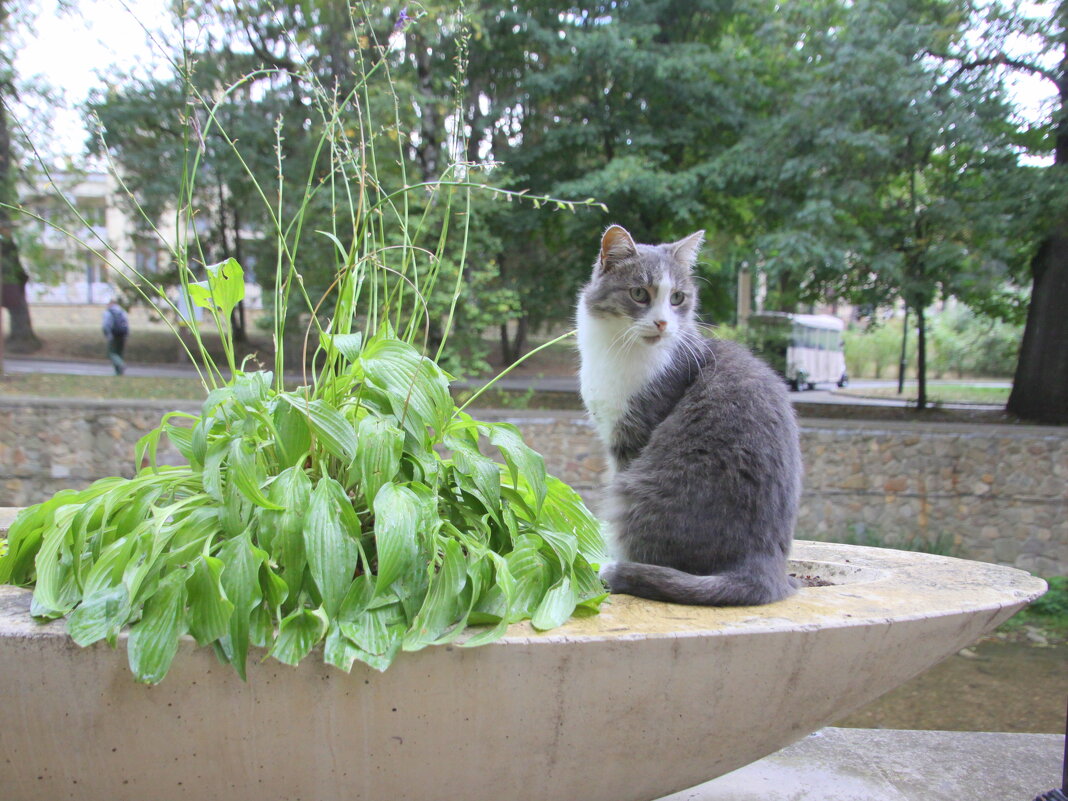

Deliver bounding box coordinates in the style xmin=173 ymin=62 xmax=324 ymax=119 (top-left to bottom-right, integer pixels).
xmin=2 ymin=399 xmax=1065 ymax=576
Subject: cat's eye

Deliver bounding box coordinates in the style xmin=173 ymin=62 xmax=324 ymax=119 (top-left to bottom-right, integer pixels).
xmin=670 ymin=291 xmax=685 ymax=306
xmin=629 ymin=287 xmax=650 ymax=303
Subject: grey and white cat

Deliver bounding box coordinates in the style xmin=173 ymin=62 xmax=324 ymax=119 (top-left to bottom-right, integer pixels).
xmin=577 ymin=225 xmax=802 ymax=606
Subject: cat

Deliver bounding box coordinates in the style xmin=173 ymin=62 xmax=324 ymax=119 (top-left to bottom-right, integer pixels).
xmin=576 ymin=224 xmax=802 ymax=606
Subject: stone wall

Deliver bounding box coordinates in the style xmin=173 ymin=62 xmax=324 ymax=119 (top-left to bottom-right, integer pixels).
xmin=2 ymin=400 xmax=1065 ymax=576
xmin=0 ymin=398 xmax=199 ymax=505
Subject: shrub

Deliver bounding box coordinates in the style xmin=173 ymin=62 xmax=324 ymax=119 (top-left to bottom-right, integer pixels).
xmin=1029 ymin=576 xmax=1068 ymax=617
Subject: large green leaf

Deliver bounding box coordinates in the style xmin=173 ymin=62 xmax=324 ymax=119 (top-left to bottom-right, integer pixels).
xmin=217 ymin=533 xmax=265 ymax=680
xmin=462 ymin=552 xmax=517 ymax=648
xmin=483 ymin=423 xmax=547 ymax=514
xmin=228 ymin=439 xmax=284 ymax=510
xmin=304 ymin=478 xmax=361 ymax=617
xmin=233 ymin=371 xmax=270 ymax=407
xmin=32 ymin=505 xmax=82 ymax=617
xmin=372 ymin=482 xmax=421 ymax=596
xmin=270 ymin=606 xmax=330 ymax=666
xmin=186 ymin=555 xmax=234 ymax=646
xmin=361 ymin=337 xmax=451 ymax=438
xmin=66 ymin=584 xmax=129 ymax=647
xmin=260 ymin=466 xmax=312 ymax=597
xmin=128 ymin=568 xmax=190 ymax=684
xmin=352 ymin=414 xmax=404 ymax=507
xmin=531 ymin=575 xmax=578 ymax=631
xmin=320 ymin=331 xmax=364 ymax=363
xmin=505 ymin=536 xmax=552 ymax=620
xmin=404 ymin=539 xmax=468 ymax=649
xmin=444 ymin=432 xmax=501 ymax=516
xmin=187 ymin=258 xmax=245 ymax=318
xmin=540 ymin=476 xmax=607 ymax=561
xmin=339 ymin=604 xmax=402 ymax=656
xmin=272 ymin=399 xmax=312 ymax=468
xmin=325 ymin=620 xmax=402 ymax=673
xmin=0 ymin=503 xmax=50 ymax=584
xmin=281 ymin=395 xmax=359 ymax=462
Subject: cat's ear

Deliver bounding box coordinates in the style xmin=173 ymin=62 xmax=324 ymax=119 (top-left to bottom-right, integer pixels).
xmin=599 ymin=225 xmax=637 ymax=272
xmin=671 ymin=230 xmax=705 ymax=269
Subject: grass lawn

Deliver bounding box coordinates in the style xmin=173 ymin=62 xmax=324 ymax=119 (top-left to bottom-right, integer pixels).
xmin=0 ymin=371 xmax=589 ymax=411
xmin=0 ymin=372 xmax=210 ymax=402
xmin=838 ymin=382 xmax=1011 ymax=406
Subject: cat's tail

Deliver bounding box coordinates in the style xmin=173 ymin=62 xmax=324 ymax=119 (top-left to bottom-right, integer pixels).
xmin=600 ymin=561 xmax=797 ymax=607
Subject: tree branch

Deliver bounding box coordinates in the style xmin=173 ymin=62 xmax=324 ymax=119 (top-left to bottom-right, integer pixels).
xmin=928 ymin=49 xmax=1059 ymax=88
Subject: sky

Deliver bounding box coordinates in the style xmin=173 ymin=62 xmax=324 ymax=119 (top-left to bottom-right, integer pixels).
xmin=15 ymin=0 xmax=172 ymax=158
xmin=13 ymin=0 xmax=1062 ymax=162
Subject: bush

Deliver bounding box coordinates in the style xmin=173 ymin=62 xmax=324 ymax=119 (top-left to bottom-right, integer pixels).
xmin=844 ymin=320 xmax=903 ymax=379
xmin=928 ymin=305 xmax=1022 ymax=379
xmin=1029 ymin=576 xmax=1068 ymax=617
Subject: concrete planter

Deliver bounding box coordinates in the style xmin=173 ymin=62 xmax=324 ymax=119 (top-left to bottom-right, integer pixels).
xmin=0 ymin=508 xmax=1046 ymax=801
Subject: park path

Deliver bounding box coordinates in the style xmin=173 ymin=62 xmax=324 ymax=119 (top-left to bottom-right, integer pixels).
xmin=0 ymin=355 xmax=1009 ymax=408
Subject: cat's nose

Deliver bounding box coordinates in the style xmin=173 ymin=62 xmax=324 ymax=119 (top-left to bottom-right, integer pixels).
xmin=654 ymin=319 xmax=667 ymax=332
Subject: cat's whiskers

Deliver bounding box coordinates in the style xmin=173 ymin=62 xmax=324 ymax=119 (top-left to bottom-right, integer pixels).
xmin=675 ymin=331 xmax=704 ymax=374
xmin=670 ymin=330 xmax=700 ymax=375
xmin=605 ymin=322 xmax=642 ymax=360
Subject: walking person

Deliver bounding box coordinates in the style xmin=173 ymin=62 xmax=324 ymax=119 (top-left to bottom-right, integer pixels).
xmin=102 ymin=299 xmax=129 ymax=375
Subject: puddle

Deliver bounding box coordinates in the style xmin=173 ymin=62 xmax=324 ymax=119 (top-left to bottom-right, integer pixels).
xmin=837 ymin=640 xmax=1067 ymax=733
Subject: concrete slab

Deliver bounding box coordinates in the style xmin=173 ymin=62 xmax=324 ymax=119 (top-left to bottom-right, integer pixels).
xmin=0 ymin=536 xmax=1048 ymax=801
xmin=666 ymin=727 xmax=1065 ymax=801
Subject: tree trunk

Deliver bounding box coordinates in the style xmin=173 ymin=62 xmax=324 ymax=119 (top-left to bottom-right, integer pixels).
xmin=897 ymin=304 xmax=909 ymax=394
xmin=1007 ymin=233 xmax=1068 ymax=423
xmin=230 ymin=203 xmax=246 ymax=343
xmin=1007 ymin=9 xmax=1068 ymax=424
xmin=0 ymin=84 xmax=39 ymax=352
xmin=1 ymin=270 xmax=40 ymax=352
xmin=499 ymin=316 xmax=529 ymax=365
xmin=916 ymin=304 xmax=928 ymax=411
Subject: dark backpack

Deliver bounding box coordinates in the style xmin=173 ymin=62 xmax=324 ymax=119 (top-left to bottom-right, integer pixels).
xmin=109 ymin=307 xmax=129 ymax=337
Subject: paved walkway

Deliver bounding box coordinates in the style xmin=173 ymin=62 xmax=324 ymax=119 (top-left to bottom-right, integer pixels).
xmin=663 ymin=727 xmax=1065 ymax=801
xmin=1 ymin=356 xmax=211 ymax=379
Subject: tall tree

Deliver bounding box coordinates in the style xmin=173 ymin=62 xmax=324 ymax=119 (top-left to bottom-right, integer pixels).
xmin=1000 ymin=3 xmax=1068 ymax=423
xmin=463 ymin=0 xmax=762 ymax=359
xmin=866 ymin=0 xmax=1067 ymax=421
xmin=92 ymin=2 xmax=515 ymax=370
xmin=719 ymin=0 xmax=1036 ymax=409
xmin=0 ymin=0 xmax=40 ymax=352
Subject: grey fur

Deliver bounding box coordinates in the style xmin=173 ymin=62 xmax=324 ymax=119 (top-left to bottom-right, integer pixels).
xmin=578 ymin=226 xmax=802 ymax=606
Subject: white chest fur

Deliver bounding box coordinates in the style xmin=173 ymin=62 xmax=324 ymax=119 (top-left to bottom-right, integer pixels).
xmin=576 ymin=297 xmax=673 ymax=444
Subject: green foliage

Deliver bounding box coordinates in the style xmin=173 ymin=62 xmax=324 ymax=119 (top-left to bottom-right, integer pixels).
xmin=928 ymin=305 xmax=1022 ymax=379
xmin=86 ymin=3 xmax=510 ymax=372
xmin=1029 ymin=576 xmax=1068 ymax=618
xmin=702 ymin=0 xmax=1045 ymax=405
xmin=81 ymin=0 xmax=1055 ymax=378
xmin=741 ymin=319 xmax=791 ymax=377
xmin=842 ymin=306 xmax=1023 ymax=380
xmin=844 ymin=321 xmax=904 ymax=380
xmin=0 ymin=332 xmax=607 ymax=683
xmin=2 ymin=2 xmax=610 ymax=685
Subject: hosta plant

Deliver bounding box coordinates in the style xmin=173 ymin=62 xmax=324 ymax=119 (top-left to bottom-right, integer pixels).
xmin=0 ymin=6 xmax=607 ymax=683
xmin=0 ymin=263 xmax=607 ymax=683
